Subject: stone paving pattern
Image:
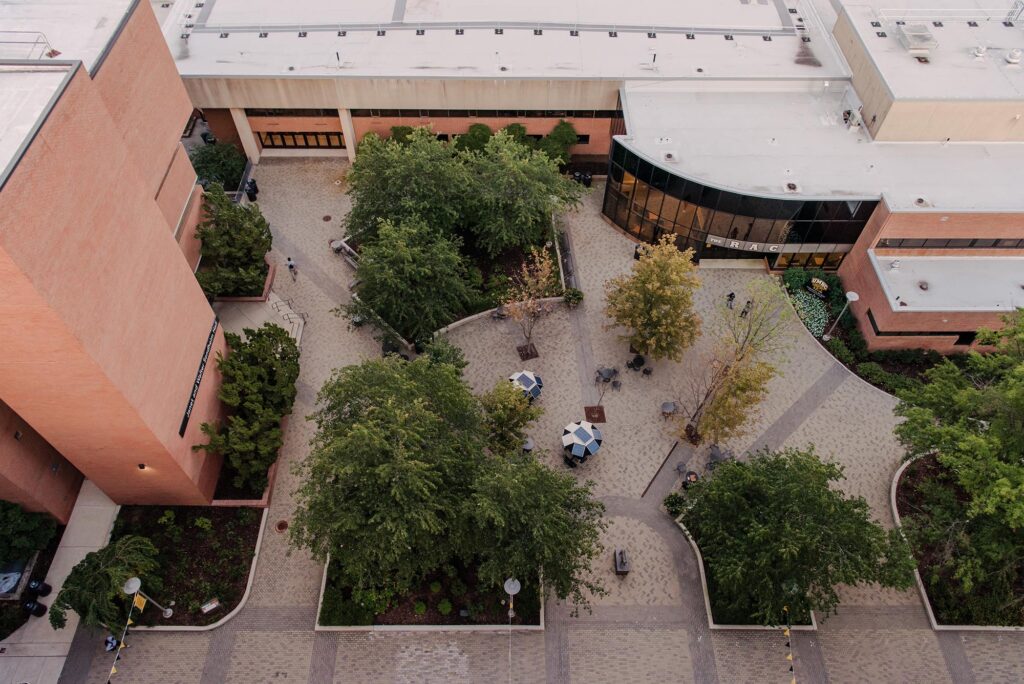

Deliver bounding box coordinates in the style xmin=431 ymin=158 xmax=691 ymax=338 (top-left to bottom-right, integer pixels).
xmin=61 ymin=163 xmax=1024 ymax=683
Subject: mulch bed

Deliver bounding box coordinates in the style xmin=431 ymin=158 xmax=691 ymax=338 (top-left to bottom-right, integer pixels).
xmin=212 ymin=464 xmax=266 ymax=500
xmin=0 ymin=527 xmax=64 ymax=640
xmin=584 ymin=405 xmax=606 ymax=423
xmin=517 ymin=343 xmax=539 ymax=361
xmin=113 ymin=506 xmax=262 ymax=626
xmin=322 ymin=564 xmax=540 ymax=627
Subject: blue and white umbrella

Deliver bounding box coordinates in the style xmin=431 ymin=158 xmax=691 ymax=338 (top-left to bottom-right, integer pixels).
xmin=562 ymin=420 xmax=602 ymax=460
xmin=509 ymin=370 xmax=543 ymax=401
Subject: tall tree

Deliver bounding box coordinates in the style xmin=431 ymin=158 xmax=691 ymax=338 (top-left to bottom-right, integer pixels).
xmin=290 ymin=356 xmax=483 ymax=613
xmin=343 ymin=218 xmax=472 ymax=344
xmin=537 ymin=120 xmax=579 ymax=165
xmin=502 ymin=247 xmax=559 ymax=351
xmin=682 ymin=346 xmax=776 ymax=445
xmin=49 ymin=536 xmax=160 ymax=631
xmin=194 ymin=183 xmax=272 ymax=298
xmin=189 ymin=143 xmax=247 ymax=190
xmin=453 ymin=123 xmax=493 ymax=152
xmin=677 ymin=447 xmax=914 ymax=624
xmin=462 ymin=132 xmax=583 ymax=257
xmin=469 ymin=452 xmax=606 ymax=612
xmin=604 ymin=237 xmax=701 ymax=361
xmin=0 ymin=501 xmax=56 ymax=563
xmin=345 ymin=129 xmax=469 ymax=244
xmin=479 ymin=381 xmax=542 ymax=452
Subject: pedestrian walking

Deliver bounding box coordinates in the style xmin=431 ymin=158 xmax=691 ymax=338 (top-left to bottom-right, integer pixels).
xmin=740 ymin=300 xmax=753 ymax=318
xmin=726 ymin=292 xmax=736 ymax=309
xmin=286 ymin=257 xmax=297 ymax=281
xmin=104 ymin=635 xmax=119 ymax=652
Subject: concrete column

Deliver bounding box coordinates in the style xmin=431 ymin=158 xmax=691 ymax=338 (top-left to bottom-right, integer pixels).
xmin=229 ymin=108 xmax=261 ymax=163
xmin=339 ymin=108 xmax=357 ymax=162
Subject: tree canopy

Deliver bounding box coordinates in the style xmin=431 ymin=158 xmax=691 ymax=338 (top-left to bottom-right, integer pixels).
xmin=345 ymin=217 xmax=473 ymax=343
xmin=894 ymin=309 xmax=1024 ymax=624
xmin=0 ymin=501 xmax=56 ymax=564
xmin=189 ymin=143 xmax=246 ymax=191
xmin=479 ymin=380 xmax=542 ymax=452
xmin=290 ymin=355 xmax=605 ymax=614
xmin=194 ymin=183 xmax=272 ymax=298
xmin=49 ymin=535 xmax=160 ymax=631
xmin=604 ymin=236 xmax=701 ymax=361
xmin=678 ymin=447 xmax=914 ymax=624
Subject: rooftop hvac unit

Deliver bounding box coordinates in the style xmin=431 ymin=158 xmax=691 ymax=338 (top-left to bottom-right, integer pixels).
xmin=896 ymin=23 xmax=938 ymax=57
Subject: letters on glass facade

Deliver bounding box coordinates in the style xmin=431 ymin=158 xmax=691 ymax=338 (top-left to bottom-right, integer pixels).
xmin=601 ymin=140 xmax=877 ymax=270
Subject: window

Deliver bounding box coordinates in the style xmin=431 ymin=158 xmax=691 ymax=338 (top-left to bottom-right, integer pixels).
xmin=876 ymin=237 xmax=1023 ymax=249
xmin=245 ymin=108 xmax=334 ymax=117
xmin=258 ymin=132 xmax=345 ymax=149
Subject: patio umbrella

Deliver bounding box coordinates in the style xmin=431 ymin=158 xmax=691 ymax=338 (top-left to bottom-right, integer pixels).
xmin=509 ymin=370 xmax=543 ymax=401
xmin=561 ymin=420 xmax=603 ymax=460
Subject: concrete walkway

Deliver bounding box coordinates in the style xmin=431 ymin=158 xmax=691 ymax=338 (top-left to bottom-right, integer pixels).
xmin=0 ymin=482 xmax=117 ymax=684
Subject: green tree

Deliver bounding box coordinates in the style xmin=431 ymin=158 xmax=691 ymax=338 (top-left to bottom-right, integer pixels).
xmin=289 ymin=356 xmax=483 ymax=612
xmin=604 ymin=236 xmax=701 ymax=361
xmin=194 ymin=184 xmax=272 ymax=298
xmin=469 ymin=453 xmax=606 ymax=611
xmin=678 ymin=447 xmax=914 ymax=624
xmin=389 ymin=125 xmax=415 ymax=145
xmin=0 ymin=501 xmax=56 ymax=563
xmin=682 ymin=347 xmax=776 ymax=445
xmin=461 ymin=132 xmax=583 ymax=257
xmin=500 ymin=123 xmax=535 ymax=148
xmin=343 ymin=218 xmax=472 ymax=343
xmin=346 ymin=129 xmax=469 ymax=244
xmin=422 ymin=337 xmax=468 ymax=373
xmin=537 ymin=120 xmax=578 ymax=164
xmin=479 ymin=381 xmax=542 ymax=452
xmin=196 ymin=323 xmax=299 ymax=492
xmin=190 ymin=143 xmax=247 ymax=190
xmin=453 ymin=123 xmax=493 ymax=152
xmin=49 ymin=536 xmax=160 ymax=631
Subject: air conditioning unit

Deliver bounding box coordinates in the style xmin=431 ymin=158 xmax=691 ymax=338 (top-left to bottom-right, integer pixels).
xmin=897 ymin=23 xmax=938 ymax=57
xmin=662 ymin=151 xmax=679 ymax=163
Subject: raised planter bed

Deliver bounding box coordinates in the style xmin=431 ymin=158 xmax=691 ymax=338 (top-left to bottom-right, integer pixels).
xmin=315 ymin=557 xmax=543 ymax=632
xmin=674 ymin=519 xmax=817 ymax=631
xmin=113 ymin=506 xmax=265 ymax=629
xmin=214 ymin=256 xmax=276 ymax=303
xmin=891 ymin=457 xmax=1024 ymax=632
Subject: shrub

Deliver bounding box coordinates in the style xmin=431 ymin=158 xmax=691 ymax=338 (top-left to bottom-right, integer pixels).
xmin=782 ymin=269 xmax=811 ymax=293
xmin=390 ymin=126 xmax=415 ymax=145
xmin=319 ymin=587 xmax=375 ymax=626
xmin=869 ymin=348 xmax=942 ymax=367
xmin=438 ymin=598 xmax=453 ymax=616
xmin=194 ymin=184 xmax=272 ymax=298
xmin=563 ymin=287 xmax=584 ymax=309
xmin=193 ymin=516 xmax=213 ymax=532
xmin=453 ymin=123 xmax=493 ymax=152
xmin=663 ymin=492 xmax=686 ymax=518
xmin=791 ymin=291 xmax=829 ymax=338
xmin=196 ymin=323 xmax=300 ymax=493
xmin=537 ymin=120 xmax=579 ymax=164
xmin=0 ymin=501 xmax=57 ymax=564
xmin=413 ymin=601 xmax=427 ymax=616
xmin=845 ymin=327 xmax=869 ymax=360
xmin=450 ymin=578 xmax=468 ymax=598
xmin=825 ymin=338 xmax=856 ymax=366
xmin=190 ymin=143 xmax=247 ymax=190
xmin=429 ymin=580 xmax=442 ymax=594
xmin=856 ymin=362 xmax=919 ymax=394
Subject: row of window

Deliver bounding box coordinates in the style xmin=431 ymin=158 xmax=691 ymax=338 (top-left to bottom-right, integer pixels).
xmin=431 ymin=132 xmax=590 ymax=144
xmin=258 ymin=132 xmax=345 ymax=149
xmin=866 ymin=310 xmax=976 ymax=346
xmin=246 ymin=108 xmax=337 ymax=117
xmin=877 ymin=237 xmax=1024 ymax=249
xmin=350 ymin=109 xmax=621 ymax=119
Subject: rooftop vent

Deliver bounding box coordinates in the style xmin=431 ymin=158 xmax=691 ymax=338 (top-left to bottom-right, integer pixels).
xmin=784 ymin=182 xmax=800 ymax=193
xmin=914 ymin=196 xmax=931 ymax=206
xmin=890 ymin=259 xmax=901 ymax=270
xmin=918 ymin=281 xmax=930 ymax=291
xmin=662 ymin=151 xmax=679 ymax=163
xmin=973 ymin=45 xmax=987 ymax=58
xmin=1007 ymin=48 xmax=1023 ymax=64
xmin=897 ymin=23 xmax=938 ymax=56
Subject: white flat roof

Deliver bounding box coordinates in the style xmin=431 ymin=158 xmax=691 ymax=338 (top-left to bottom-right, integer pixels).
xmin=621 ymin=85 xmax=1024 ymax=210
xmin=0 ymin=66 xmax=69 ymax=187
xmin=843 ymin=1 xmax=1024 ymax=100
xmin=165 ymin=0 xmax=849 ymax=80
xmin=0 ymin=0 xmax=135 ymax=72
xmin=870 ymin=252 xmax=1024 ymax=311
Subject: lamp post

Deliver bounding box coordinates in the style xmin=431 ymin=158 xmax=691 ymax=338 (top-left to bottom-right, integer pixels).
xmin=822 ymin=291 xmax=859 ymax=342
xmin=122 ymin=577 xmax=174 ymax=619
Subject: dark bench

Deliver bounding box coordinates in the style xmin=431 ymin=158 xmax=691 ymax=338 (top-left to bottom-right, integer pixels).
xmin=614 ymin=548 xmax=630 ymax=575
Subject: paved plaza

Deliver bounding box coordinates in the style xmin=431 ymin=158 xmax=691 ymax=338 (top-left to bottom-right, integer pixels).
xmin=60 ymin=160 xmax=1024 ymax=683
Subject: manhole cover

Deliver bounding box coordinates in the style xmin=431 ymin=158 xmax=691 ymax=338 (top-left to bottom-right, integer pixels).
xmin=322 ymin=215 xmax=332 ymax=222
xmin=275 ymin=520 xmax=289 ymax=533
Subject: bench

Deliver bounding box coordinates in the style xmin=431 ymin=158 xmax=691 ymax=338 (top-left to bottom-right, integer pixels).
xmin=614 ymin=548 xmax=631 ymax=576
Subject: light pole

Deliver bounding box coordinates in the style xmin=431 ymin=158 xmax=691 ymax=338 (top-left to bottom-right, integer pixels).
xmin=822 ymin=291 xmax=859 ymax=342
xmin=503 ymin=578 xmax=521 ymax=684
xmin=122 ymin=577 xmax=174 ymax=619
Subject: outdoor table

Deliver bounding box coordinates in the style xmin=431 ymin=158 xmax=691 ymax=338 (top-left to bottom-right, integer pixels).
xmin=661 ymin=401 xmax=677 ymax=418
xmin=597 ymin=367 xmax=617 ymax=381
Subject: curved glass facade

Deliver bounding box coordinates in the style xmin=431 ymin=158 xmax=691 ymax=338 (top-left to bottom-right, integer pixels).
xmin=602 ymin=140 xmax=878 ymax=270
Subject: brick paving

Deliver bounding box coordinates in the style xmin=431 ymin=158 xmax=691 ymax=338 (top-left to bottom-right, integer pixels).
xmin=60 ymin=164 xmax=1024 ymax=683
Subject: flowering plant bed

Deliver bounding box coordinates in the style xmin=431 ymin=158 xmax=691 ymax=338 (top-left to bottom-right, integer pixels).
xmin=318 ymin=561 xmax=540 ymax=627
xmin=111 ymin=506 xmax=262 ymax=626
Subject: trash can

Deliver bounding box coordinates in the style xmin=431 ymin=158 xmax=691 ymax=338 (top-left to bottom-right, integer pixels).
xmin=27 ymin=580 xmax=52 ymax=597
xmin=572 ymin=171 xmax=583 ymax=184
xmin=582 ymin=172 xmax=593 ymax=188
xmin=22 ymin=599 xmax=47 ymax=617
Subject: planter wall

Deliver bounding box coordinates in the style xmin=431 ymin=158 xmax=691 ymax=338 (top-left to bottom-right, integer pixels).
xmin=890 ymin=458 xmax=1024 ymax=632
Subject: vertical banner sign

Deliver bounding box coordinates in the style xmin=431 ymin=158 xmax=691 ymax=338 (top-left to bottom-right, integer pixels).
xmin=179 ymin=316 xmax=219 ymax=437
